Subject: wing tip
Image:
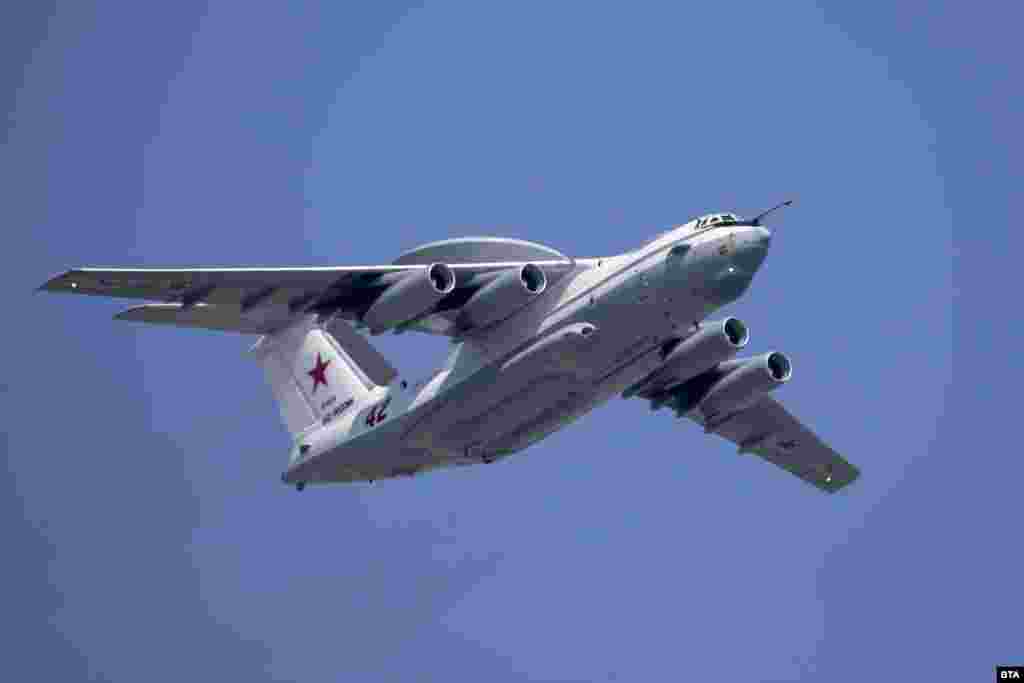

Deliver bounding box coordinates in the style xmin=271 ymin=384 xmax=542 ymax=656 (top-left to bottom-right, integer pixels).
xmin=37 ymin=268 xmax=107 ymax=294
xmin=823 ymin=467 xmax=861 ymax=494
xmin=37 ymin=270 xmax=78 ymax=293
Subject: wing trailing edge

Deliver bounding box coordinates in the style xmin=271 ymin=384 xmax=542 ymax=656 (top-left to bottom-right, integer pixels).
xmin=114 ymin=303 xmax=294 ymax=334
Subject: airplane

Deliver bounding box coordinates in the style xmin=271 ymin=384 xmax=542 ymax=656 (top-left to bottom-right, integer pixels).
xmin=38 ymin=202 xmax=860 ymax=494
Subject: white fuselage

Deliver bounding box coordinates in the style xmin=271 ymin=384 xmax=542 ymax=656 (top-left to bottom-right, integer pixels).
xmin=285 ymin=221 xmax=771 ymax=483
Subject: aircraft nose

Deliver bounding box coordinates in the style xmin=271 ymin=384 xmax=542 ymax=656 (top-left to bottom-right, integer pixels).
xmin=734 ymin=225 xmax=771 ymax=271
xmin=751 ymin=225 xmax=771 ymax=249
xmin=699 ymin=225 xmax=771 ymax=306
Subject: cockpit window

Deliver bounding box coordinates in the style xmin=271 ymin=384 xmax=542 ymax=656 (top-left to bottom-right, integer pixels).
xmin=693 ymin=212 xmax=741 ymax=230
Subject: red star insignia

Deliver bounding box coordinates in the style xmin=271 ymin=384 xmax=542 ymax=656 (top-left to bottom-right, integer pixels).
xmin=307 ymin=353 xmax=331 ymax=393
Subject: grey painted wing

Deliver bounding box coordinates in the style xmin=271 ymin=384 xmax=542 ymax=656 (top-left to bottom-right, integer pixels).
xmin=38 ymin=260 xmax=573 ymax=337
xmin=37 ymin=266 xmax=405 ymax=308
xmin=114 ymin=303 xmax=294 ymax=334
xmin=700 ymin=396 xmax=860 ymax=493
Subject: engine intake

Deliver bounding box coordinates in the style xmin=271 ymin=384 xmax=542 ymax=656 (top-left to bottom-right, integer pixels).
xmin=723 ymin=317 xmax=749 ymax=347
xmin=363 ymin=263 xmax=456 ymax=334
xmin=765 ymin=351 xmax=792 ymax=382
xmin=457 ymin=263 xmax=547 ymax=329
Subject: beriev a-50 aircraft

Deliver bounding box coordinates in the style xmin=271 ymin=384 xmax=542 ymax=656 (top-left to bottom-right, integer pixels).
xmin=40 ymin=204 xmax=860 ymax=493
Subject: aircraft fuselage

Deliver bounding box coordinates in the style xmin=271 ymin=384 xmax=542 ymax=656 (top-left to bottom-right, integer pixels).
xmin=284 ymin=222 xmax=771 ymax=484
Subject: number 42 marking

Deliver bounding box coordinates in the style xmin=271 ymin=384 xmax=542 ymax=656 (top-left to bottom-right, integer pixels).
xmin=365 ymin=397 xmax=392 ymax=427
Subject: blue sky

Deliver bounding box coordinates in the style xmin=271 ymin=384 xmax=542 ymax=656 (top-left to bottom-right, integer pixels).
xmin=2 ymin=2 xmax=1015 ymax=681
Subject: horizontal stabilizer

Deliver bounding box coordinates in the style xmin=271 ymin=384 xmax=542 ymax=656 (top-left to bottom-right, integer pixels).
xmin=114 ymin=303 xmax=293 ymax=334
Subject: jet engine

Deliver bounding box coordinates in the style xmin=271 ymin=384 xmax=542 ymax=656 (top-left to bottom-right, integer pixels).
xmin=457 ymin=263 xmax=547 ymax=329
xmin=363 ymin=263 xmax=456 ymax=334
xmin=666 ymin=351 xmax=792 ymax=419
xmin=623 ymin=317 xmax=748 ymax=398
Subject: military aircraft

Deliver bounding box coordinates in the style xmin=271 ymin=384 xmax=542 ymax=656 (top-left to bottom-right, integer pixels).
xmin=39 ymin=203 xmax=859 ymax=493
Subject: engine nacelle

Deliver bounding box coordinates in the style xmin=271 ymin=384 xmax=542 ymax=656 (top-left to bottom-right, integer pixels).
xmin=457 ymin=263 xmax=547 ymax=329
xmin=623 ymin=317 xmax=748 ymax=398
xmin=667 ymin=351 xmax=792 ymax=418
xmin=363 ymin=263 xmax=456 ymax=334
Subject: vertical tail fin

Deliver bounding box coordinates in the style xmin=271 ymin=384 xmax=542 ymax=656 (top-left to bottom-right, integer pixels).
xmin=250 ymin=316 xmax=394 ymax=440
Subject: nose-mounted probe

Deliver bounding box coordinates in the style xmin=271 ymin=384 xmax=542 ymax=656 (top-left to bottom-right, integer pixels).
xmin=748 ymin=199 xmax=794 ymax=227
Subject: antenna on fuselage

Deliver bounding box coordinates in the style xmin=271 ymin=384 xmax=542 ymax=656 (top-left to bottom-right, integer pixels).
xmin=750 ymin=199 xmax=794 ymax=226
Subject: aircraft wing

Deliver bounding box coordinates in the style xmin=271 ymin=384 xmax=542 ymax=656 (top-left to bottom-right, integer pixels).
xmin=688 ymin=395 xmax=860 ymax=493
xmin=38 ymin=259 xmax=573 ymax=336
